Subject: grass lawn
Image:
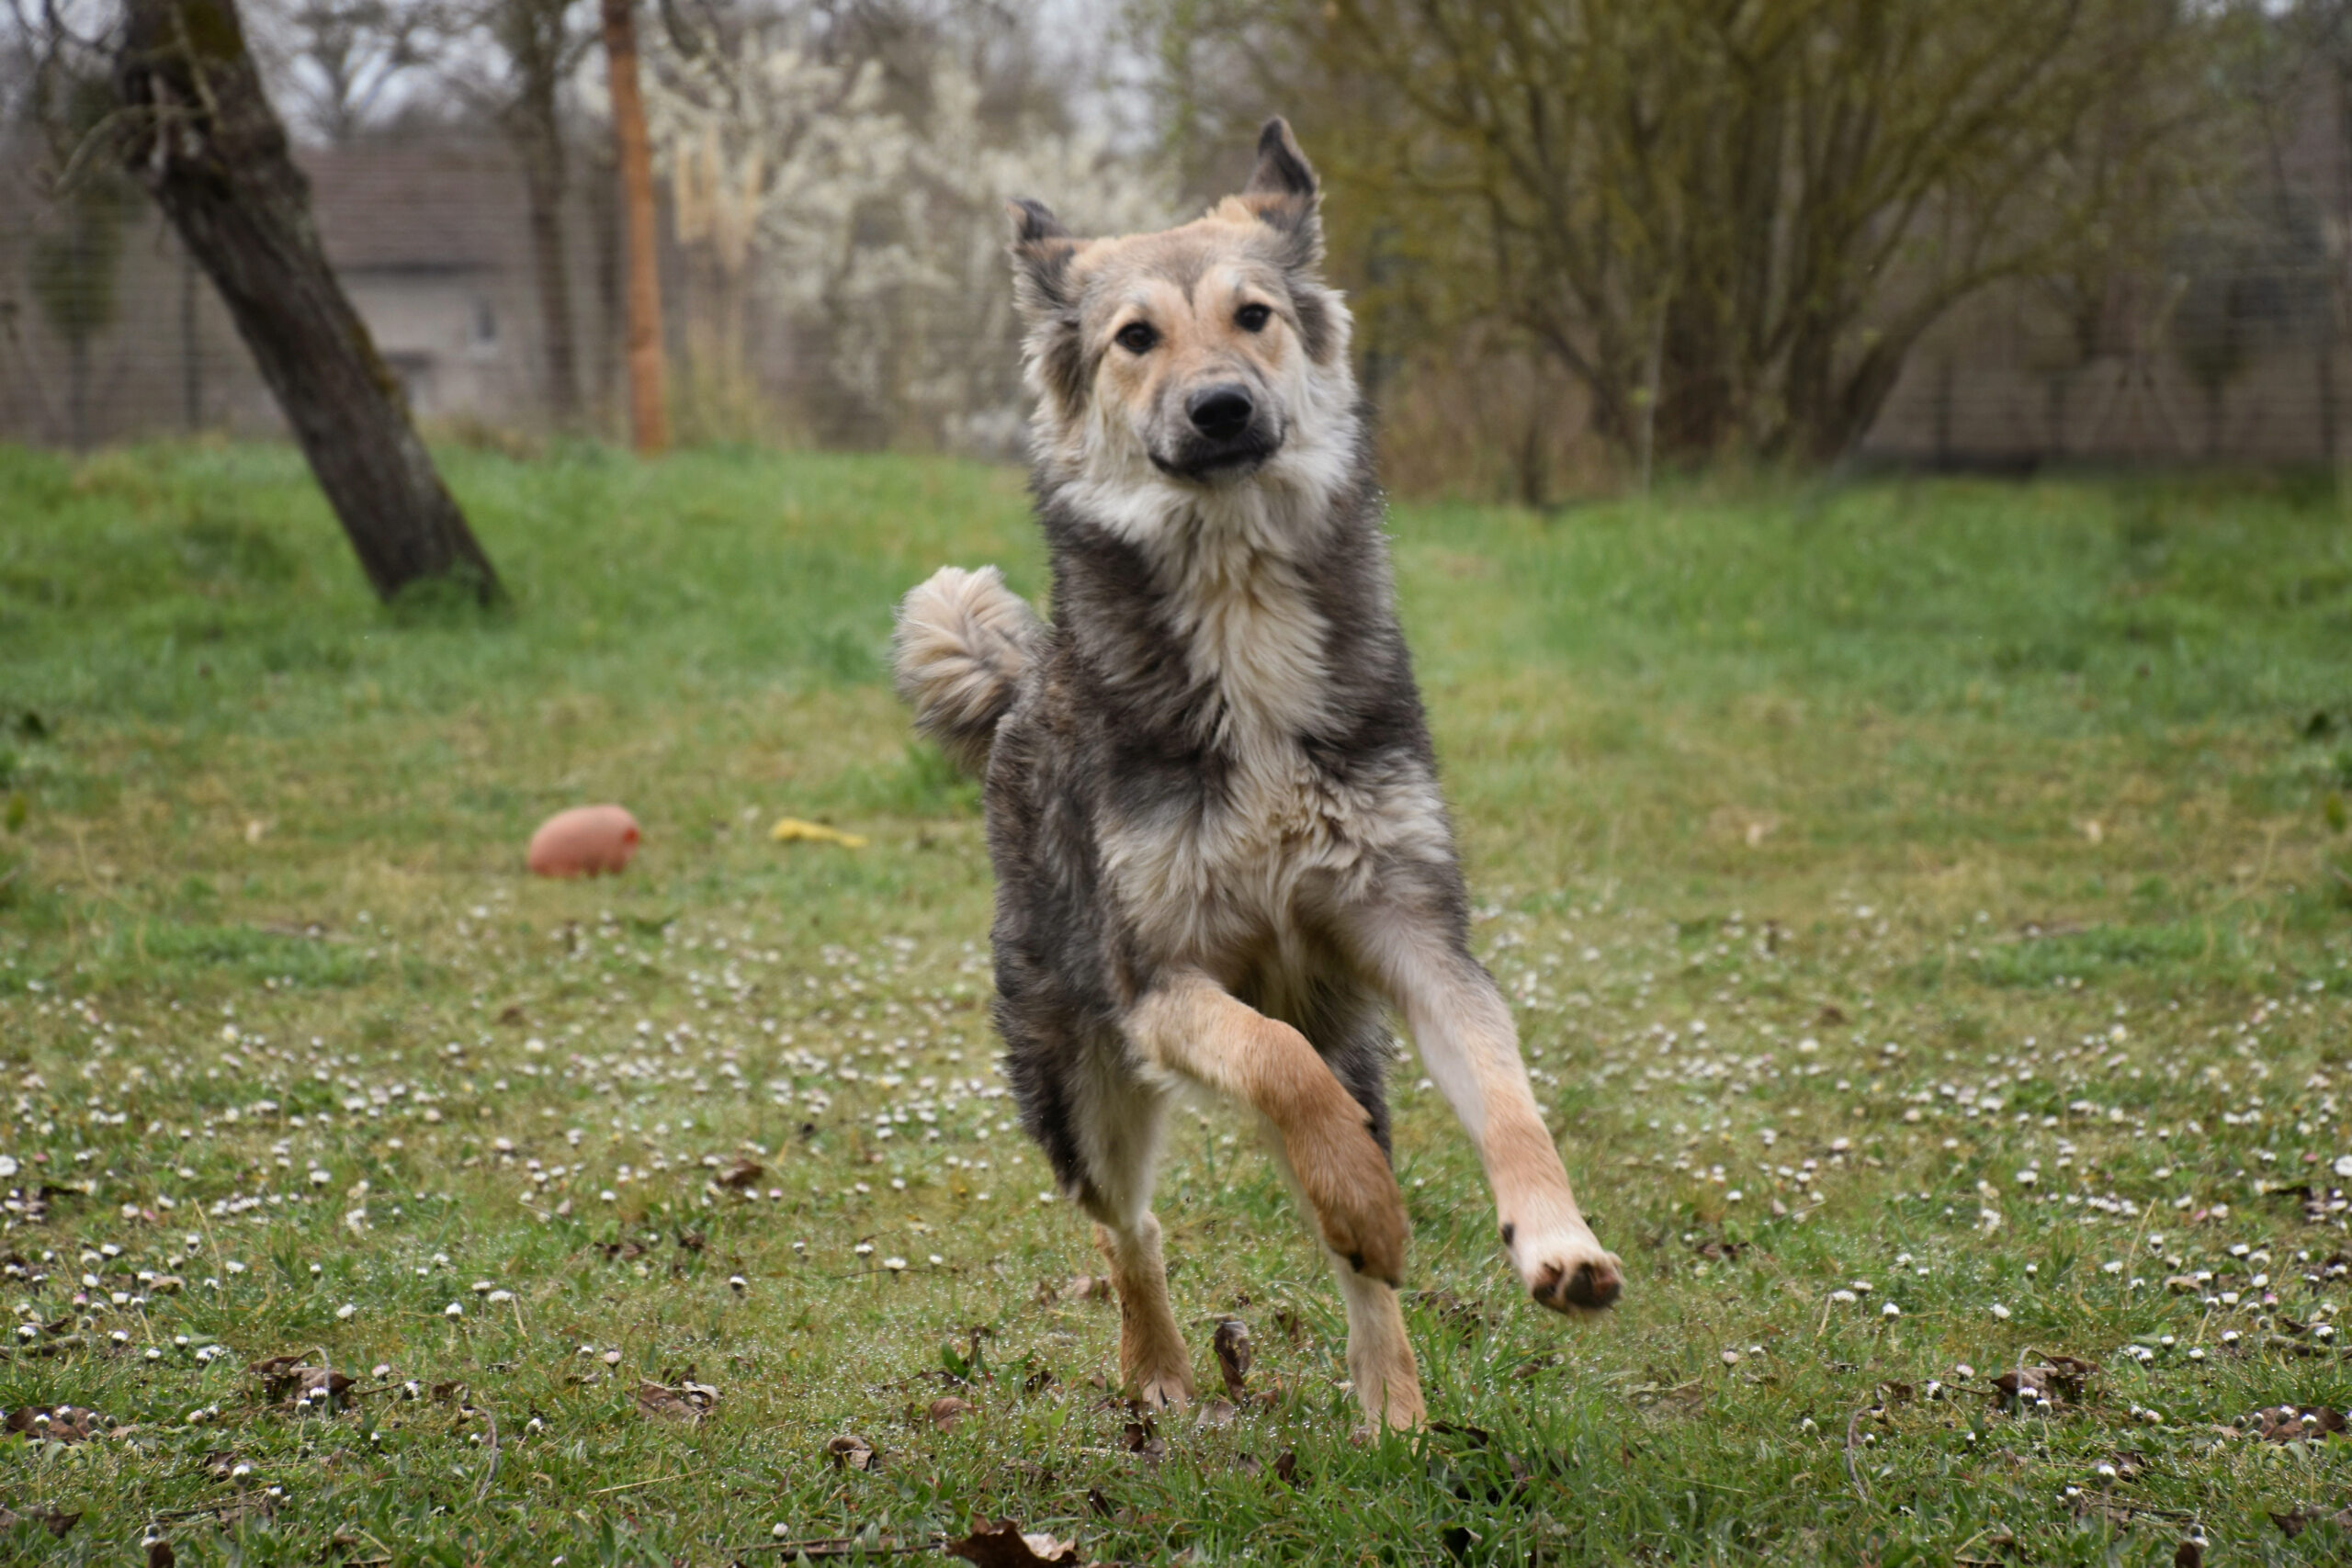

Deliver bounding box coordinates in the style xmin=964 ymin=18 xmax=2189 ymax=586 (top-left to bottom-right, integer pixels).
xmin=1 ymin=441 xmax=2350 ymax=1564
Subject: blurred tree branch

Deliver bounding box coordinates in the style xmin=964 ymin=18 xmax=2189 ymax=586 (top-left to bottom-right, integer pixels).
xmin=1145 ymin=0 xmax=2222 ymax=468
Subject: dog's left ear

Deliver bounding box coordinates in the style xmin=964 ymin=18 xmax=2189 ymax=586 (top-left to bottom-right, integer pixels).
xmin=1241 ymin=117 xmax=1321 ymax=270
xmin=1008 ymin=197 xmax=1082 ymax=321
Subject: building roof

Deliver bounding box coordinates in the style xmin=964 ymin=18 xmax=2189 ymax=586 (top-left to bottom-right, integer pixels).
xmin=300 ymin=142 xmax=531 ymax=276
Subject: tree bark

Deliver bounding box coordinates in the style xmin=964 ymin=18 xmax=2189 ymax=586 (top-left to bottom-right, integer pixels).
xmin=115 ymin=0 xmax=501 ymax=603
xmin=601 ymin=0 xmax=667 ymax=453
xmin=500 ymin=0 xmax=582 ymax=427
xmin=515 ymin=117 xmax=582 ymax=426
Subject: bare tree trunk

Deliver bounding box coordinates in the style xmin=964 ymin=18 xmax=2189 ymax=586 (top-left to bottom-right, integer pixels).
xmin=66 ymin=332 xmax=91 ymax=452
xmin=502 ymin=8 xmax=582 ymax=428
xmin=179 ymin=238 xmax=203 ymax=432
xmin=601 ymin=0 xmax=666 ymax=453
xmin=586 ymin=141 xmax=622 ymax=430
xmin=517 ymin=126 xmax=581 ymax=426
xmin=116 ymin=0 xmax=501 ymax=604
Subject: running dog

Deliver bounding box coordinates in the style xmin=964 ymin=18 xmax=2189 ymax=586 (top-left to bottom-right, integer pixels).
xmin=893 ymin=118 xmax=1621 ymax=1430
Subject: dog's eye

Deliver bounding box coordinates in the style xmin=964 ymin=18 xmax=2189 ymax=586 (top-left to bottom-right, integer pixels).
xmin=1236 ymin=303 xmax=1272 ymax=333
xmin=1114 ymin=321 xmax=1158 ymax=355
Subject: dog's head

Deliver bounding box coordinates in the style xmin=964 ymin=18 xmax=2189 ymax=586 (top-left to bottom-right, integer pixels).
xmin=1009 ymin=118 xmax=1353 ymax=491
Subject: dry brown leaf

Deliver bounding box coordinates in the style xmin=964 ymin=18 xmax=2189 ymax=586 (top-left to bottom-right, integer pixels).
xmin=2264 ymin=1508 xmax=2351 ymax=1540
xmin=825 ymin=1432 xmax=878 ymax=1472
xmin=1035 ymin=1275 xmax=1112 ymax=1307
xmin=1122 ymin=1413 xmax=1165 ymax=1463
xmin=4 ymin=1404 xmax=100 ymax=1442
xmin=716 ymin=1159 xmax=764 ymax=1191
xmin=5 ymin=1507 xmax=81 ymax=1539
xmin=929 ymin=1396 xmax=974 ymax=1432
xmin=1991 ymin=1358 xmax=2096 ymax=1409
xmin=1193 ymin=1398 xmax=1238 ymax=1430
xmin=634 ymin=1379 xmax=716 ymax=1424
xmin=942 ymin=1517 xmax=1081 ymax=1565
xmin=245 ymin=1361 xmax=356 ymax=1410
xmin=1213 ymin=1318 xmax=1250 ymax=1399
xmin=2250 ymin=1404 xmax=2349 ymax=1442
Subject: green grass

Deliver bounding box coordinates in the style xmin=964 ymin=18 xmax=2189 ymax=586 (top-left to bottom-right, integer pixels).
xmin=1 ymin=441 xmax=2351 ymax=1564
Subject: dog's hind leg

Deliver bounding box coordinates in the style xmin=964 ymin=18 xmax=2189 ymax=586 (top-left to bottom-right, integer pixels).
xmin=1125 ymin=972 xmax=1408 ymax=1287
xmin=1345 ymin=903 xmax=1623 ymax=1316
xmin=1069 ymin=1071 xmax=1193 ymax=1410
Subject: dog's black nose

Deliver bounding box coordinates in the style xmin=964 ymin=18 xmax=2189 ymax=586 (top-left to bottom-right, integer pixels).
xmin=1186 ymin=384 xmax=1255 ymax=440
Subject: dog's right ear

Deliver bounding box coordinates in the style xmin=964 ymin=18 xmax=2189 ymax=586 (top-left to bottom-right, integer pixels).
xmin=1007 ymin=198 xmax=1089 ymax=414
xmin=1008 ymin=198 xmax=1080 ymax=320
xmin=1240 ymin=118 xmax=1322 ymax=270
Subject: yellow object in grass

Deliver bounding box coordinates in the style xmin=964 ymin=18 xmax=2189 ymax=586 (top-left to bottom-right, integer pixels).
xmin=769 ymin=817 xmax=868 ymax=849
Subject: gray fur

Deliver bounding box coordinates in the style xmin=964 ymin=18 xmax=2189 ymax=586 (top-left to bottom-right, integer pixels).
xmin=889 ymin=122 xmax=1612 ymax=1363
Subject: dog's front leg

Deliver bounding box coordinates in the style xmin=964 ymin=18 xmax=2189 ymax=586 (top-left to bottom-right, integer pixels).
xmin=1125 ymin=973 xmax=1408 ymax=1285
xmin=1125 ymin=973 xmax=1419 ymax=1429
xmin=1349 ymin=908 xmax=1623 ymax=1314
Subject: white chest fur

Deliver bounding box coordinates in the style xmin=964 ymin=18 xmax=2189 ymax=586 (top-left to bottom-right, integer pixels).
xmin=1095 ymin=504 xmax=1445 ymax=970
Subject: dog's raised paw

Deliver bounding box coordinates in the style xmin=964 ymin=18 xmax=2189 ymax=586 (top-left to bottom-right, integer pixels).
xmin=1291 ymin=1117 xmax=1408 ymax=1285
xmin=1510 ymin=1227 xmax=1623 ymax=1314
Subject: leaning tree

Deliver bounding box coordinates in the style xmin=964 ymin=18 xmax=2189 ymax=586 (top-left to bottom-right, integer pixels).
xmin=112 ymin=0 xmax=502 ymax=602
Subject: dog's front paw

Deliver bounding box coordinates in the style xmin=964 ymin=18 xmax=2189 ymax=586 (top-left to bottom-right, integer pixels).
xmin=1120 ymin=1328 xmax=1194 ymax=1412
xmin=1128 ymin=1363 xmax=1193 ymax=1413
xmin=1290 ymin=1115 xmax=1408 ymax=1285
xmin=1502 ymin=1220 xmax=1622 ymax=1314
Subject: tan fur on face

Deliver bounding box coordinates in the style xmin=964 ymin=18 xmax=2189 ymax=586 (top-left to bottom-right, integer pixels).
xmin=1077 ymin=236 xmax=1306 ymax=453
xmin=1017 ymin=203 xmax=1355 ymax=516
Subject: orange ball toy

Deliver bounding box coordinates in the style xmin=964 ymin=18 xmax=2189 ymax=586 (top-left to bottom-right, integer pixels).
xmin=527 ymin=805 xmax=640 ymax=877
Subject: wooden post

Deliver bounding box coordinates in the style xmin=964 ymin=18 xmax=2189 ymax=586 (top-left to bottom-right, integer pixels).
xmin=601 ymin=0 xmax=667 ymax=454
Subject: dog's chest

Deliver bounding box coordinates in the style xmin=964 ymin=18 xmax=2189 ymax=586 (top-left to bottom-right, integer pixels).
xmin=1093 ymin=538 xmax=1426 ymax=959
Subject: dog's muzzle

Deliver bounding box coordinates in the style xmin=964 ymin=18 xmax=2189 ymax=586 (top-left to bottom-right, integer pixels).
xmin=1153 ymin=381 xmax=1283 ymax=479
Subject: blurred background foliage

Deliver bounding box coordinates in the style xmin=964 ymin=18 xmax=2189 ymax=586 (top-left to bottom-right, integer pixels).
xmin=4 ymin=0 xmax=2351 ymax=499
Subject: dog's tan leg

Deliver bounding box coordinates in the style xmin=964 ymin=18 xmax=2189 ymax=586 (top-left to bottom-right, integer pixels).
xmin=1086 ymin=1212 xmax=1193 ymax=1409
xmin=1335 ymin=1261 xmax=1425 ymax=1429
xmin=1070 ymin=1079 xmax=1193 ymax=1410
xmin=1349 ymin=910 xmax=1623 ymax=1314
xmin=1254 ymin=1117 xmax=1424 ymax=1430
xmin=1125 ymin=974 xmax=1407 ymax=1286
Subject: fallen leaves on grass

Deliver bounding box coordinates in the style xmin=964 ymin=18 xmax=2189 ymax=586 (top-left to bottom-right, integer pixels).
xmin=1991 ymin=1356 xmax=2098 ymax=1410
xmin=1122 ymin=1413 xmax=1165 ymax=1463
xmin=717 ymin=1159 xmax=764 ymax=1191
xmin=0 ymin=1505 xmax=81 ymax=1538
xmin=4 ymin=1404 xmax=102 ymax=1441
xmin=2249 ymin=1404 xmax=2348 ymax=1441
xmin=248 ymin=1356 xmax=356 ymax=1410
xmin=942 ymin=1518 xmax=1081 ymax=1565
xmin=1035 ymin=1275 xmax=1112 ymax=1307
xmin=928 ymin=1396 xmax=974 ymax=1432
xmin=1191 ymin=1399 xmax=1237 ymax=1430
xmin=824 ymin=1433 xmax=878 ymax=1472
xmin=1213 ymin=1317 xmax=1250 ymax=1399
xmin=635 ymin=1379 xmax=718 ymax=1425
xmin=2268 ymin=1506 xmax=2352 ymax=1540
